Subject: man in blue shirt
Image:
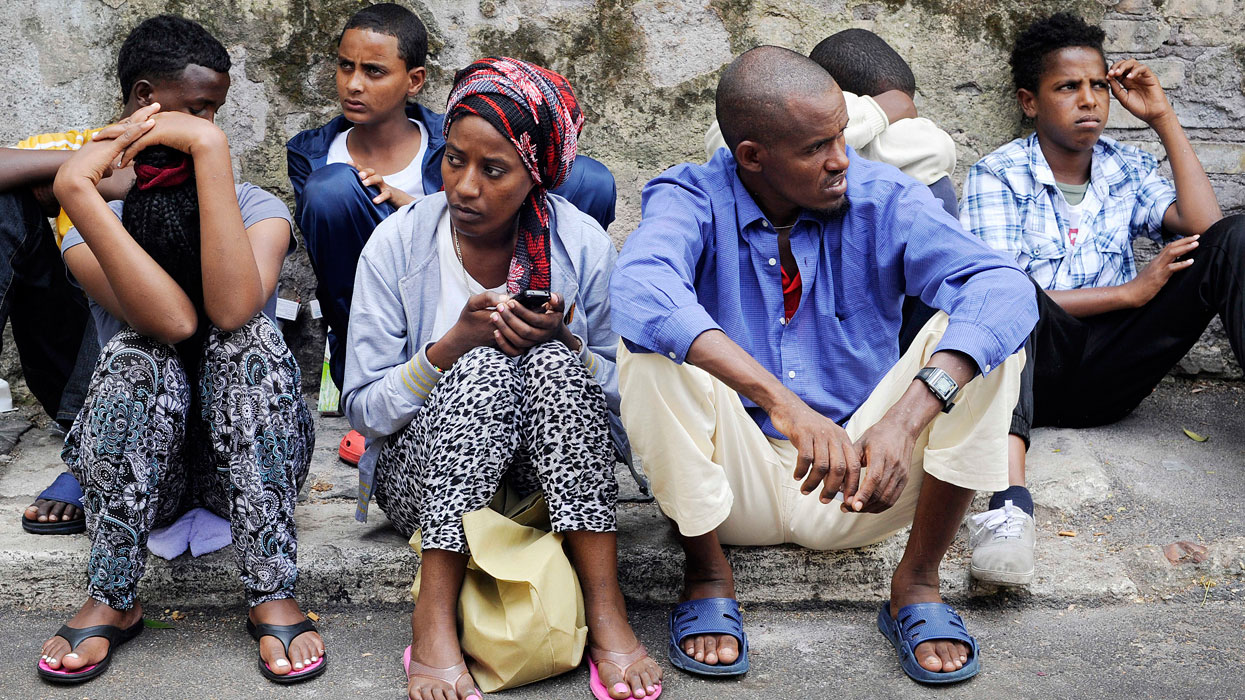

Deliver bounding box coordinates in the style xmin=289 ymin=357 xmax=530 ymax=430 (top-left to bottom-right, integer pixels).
xmin=611 ymin=46 xmax=1036 ymax=684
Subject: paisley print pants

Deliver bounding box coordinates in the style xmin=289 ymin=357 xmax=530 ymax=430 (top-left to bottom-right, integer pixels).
xmin=373 ymin=342 xmax=618 ymax=553
xmin=62 ymin=315 xmax=313 ymax=609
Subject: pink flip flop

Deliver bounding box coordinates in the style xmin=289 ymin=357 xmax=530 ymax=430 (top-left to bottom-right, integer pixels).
xmin=403 ymin=645 xmax=482 ymax=699
xmin=37 ymin=619 xmax=144 ymax=684
xmin=246 ymin=618 xmax=326 ymax=684
xmin=588 ymin=643 xmax=662 ymax=700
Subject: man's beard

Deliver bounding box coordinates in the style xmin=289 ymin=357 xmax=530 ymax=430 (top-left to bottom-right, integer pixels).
xmin=811 ymin=195 xmax=848 ymax=217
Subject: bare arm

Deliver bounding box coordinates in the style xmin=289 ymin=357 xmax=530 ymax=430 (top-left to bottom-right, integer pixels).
xmin=1154 ymin=112 xmax=1220 ymax=234
xmin=0 ymin=148 xmax=73 ymax=190
xmin=189 ymin=131 xmax=274 ymax=329
xmin=1046 ymin=234 xmax=1201 ymax=318
xmin=872 ymin=89 xmax=918 ymax=124
xmin=1108 ymin=59 xmax=1221 ymax=235
xmin=1045 ymin=286 xmax=1136 ymax=317
xmin=55 ymin=111 xmax=199 ymax=343
xmin=686 ymin=329 xmax=863 ymax=502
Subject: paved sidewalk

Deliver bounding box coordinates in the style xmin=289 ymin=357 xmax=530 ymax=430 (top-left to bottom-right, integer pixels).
xmin=2 ymin=378 xmax=1241 ymax=611
xmin=2 ymin=601 xmax=1242 ymax=699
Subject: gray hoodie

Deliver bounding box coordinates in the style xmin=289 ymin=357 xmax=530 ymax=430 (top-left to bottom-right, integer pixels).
xmin=343 ymin=192 xmax=635 ymax=520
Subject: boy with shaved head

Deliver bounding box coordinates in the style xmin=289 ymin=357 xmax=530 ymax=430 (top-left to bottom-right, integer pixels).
xmin=612 ymin=46 xmax=1036 ymax=684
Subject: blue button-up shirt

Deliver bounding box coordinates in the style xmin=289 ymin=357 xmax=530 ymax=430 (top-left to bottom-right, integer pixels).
xmin=611 ymin=148 xmax=1037 ymax=438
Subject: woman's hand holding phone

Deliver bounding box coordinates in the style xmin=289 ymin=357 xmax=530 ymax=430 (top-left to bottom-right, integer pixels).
xmin=491 ymin=292 xmax=577 ymax=356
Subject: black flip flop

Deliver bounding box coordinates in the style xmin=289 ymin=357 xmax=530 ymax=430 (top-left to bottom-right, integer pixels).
xmin=22 ymin=472 xmax=86 ymax=535
xmin=37 ymin=619 xmax=144 ymax=684
xmin=246 ymin=618 xmax=327 ymax=684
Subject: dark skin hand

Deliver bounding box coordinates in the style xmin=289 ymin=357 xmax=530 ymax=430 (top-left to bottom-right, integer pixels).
xmin=846 ymin=351 xmax=975 ymax=513
xmin=1046 ymin=234 xmax=1199 ymax=317
xmin=490 ymin=292 xmax=579 ymax=356
xmin=425 ymin=291 xmax=510 ymax=369
xmin=872 ymin=89 xmax=917 ymax=123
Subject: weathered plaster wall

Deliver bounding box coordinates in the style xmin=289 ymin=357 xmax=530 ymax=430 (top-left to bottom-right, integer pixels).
xmin=3 ymin=0 xmax=1244 ymax=389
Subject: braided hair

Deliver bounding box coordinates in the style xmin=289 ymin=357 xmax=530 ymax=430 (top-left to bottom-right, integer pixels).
xmin=123 ymin=146 xmax=202 ymax=307
xmin=122 ymin=145 xmax=206 ymax=360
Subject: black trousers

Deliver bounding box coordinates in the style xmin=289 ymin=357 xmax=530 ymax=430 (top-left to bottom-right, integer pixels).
xmin=0 ymin=189 xmax=97 ymax=424
xmin=1010 ymin=214 xmax=1245 ymax=443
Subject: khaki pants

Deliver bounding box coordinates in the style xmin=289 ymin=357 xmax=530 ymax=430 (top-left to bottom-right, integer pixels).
xmin=618 ymin=312 xmax=1021 ymax=550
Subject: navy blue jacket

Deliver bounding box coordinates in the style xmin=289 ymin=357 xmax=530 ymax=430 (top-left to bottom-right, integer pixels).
xmin=286 ymin=102 xmax=617 ymax=229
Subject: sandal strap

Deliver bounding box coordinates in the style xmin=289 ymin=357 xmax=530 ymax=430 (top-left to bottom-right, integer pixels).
xmin=589 ymin=642 xmax=650 ymax=675
xmin=406 ymin=658 xmax=473 ymax=689
xmin=55 ymin=623 xmax=133 ymax=653
xmin=246 ymin=618 xmax=319 ymax=656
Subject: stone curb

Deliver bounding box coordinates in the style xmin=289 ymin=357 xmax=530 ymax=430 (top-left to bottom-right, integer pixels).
xmin=0 ymin=498 xmax=1199 ymax=610
xmin=3 ymin=415 xmax=1241 ymax=611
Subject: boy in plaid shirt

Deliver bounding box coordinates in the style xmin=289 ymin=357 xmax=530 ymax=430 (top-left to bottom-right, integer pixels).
xmin=960 ymin=13 xmax=1240 ymax=586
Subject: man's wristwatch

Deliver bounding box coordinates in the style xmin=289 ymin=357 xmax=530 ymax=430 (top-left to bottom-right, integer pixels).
xmin=915 ymin=367 xmax=960 ymax=413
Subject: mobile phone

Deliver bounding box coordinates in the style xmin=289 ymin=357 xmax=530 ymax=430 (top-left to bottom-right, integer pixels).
xmin=515 ymin=289 xmax=551 ymax=311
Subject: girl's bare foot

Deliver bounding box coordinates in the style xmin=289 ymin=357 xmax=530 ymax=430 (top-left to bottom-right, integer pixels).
xmin=249 ymin=598 xmax=325 ymax=676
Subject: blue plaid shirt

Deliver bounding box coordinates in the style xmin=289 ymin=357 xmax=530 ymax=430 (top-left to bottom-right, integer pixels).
xmin=611 ymin=148 xmax=1036 ymax=438
xmin=961 ymin=133 xmax=1177 ymax=291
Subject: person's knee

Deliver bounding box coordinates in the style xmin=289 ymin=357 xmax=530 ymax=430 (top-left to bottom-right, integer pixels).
xmin=1209 ymin=214 xmax=1245 ymax=254
xmin=522 ymin=341 xmax=585 ymax=382
xmin=298 ymin=163 xmax=371 ymax=227
xmin=203 ymin=315 xmax=298 ymax=384
xmin=99 ymin=328 xmax=178 ymax=363
xmin=302 ymin=163 xmax=366 ymax=202
xmin=455 ymin=344 xmax=511 ymax=369
xmin=81 ymin=330 xmax=188 ymax=443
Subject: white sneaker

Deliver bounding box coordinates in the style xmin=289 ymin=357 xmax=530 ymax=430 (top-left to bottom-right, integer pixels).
xmin=969 ymin=500 xmax=1035 ymax=585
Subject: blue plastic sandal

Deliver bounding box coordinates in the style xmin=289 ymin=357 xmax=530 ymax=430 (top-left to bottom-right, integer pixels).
xmin=877 ymin=602 xmax=980 ymax=684
xmin=668 ymin=597 xmax=750 ymax=676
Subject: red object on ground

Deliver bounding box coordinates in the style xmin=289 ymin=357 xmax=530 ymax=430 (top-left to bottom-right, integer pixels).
xmin=339 ymin=430 xmax=364 ymax=466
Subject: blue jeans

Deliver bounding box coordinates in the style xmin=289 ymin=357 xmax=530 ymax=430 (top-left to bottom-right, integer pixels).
xmin=296 ymin=163 xmax=396 ymax=388
xmin=0 ymin=189 xmax=98 ymax=425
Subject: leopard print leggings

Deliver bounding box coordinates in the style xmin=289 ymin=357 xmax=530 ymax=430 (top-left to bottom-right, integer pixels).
xmin=62 ymin=315 xmax=313 ymax=609
xmin=373 ymin=341 xmax=618 ymax=553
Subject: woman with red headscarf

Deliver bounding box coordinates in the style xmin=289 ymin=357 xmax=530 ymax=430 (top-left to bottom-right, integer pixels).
xmin=343 ymin=57 xmax=661 ymax=700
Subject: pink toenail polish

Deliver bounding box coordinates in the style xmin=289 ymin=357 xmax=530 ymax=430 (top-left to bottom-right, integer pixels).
xmin=614 ymin=682 xmax=630 ymax=694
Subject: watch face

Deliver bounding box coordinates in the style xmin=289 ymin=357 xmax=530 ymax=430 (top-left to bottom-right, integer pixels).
xmin=931 ymin=373 xmax=957 ymax=397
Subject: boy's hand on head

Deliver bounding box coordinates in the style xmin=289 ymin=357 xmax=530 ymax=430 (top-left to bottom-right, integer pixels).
xmin=874 ymin=89 xmax=917 ymax=124
xmin=1108 ymin=59 xmax=1174 ymax=126
xmin=348 ymin=161 xmax=416 ymax=208
xmin=118 ymin=110 xmax=227 ymax=167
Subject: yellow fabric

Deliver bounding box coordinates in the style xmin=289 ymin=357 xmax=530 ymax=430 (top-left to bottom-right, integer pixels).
xmin=618 ymin=312 xmax=1022 ymax=549
xmin=14 ymin=126 xmax=107 ymax=247
xmin=409 ymin=491 xmax=587 ymax=692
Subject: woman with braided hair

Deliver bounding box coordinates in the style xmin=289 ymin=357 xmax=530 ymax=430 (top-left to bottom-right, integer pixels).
xmin=343 ymin=57 xmax=661 ymax=700
xmin=36 ymin=103 xmax=323 ymax=685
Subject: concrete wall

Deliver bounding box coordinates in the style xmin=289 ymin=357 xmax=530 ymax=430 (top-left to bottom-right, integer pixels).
xmin=3 ymin=0 xmax=1244 ymax=391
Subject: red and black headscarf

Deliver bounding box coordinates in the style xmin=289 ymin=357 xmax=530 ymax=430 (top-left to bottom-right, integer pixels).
xmin=444 ymin=57 xmax=583 ymax=295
